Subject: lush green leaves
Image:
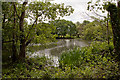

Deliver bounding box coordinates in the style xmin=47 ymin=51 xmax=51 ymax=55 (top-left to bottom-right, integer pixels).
xmin=76 ymin=20 xmax=113 ymax=41
xmin=50 ymin=19 xmax=77 ymax=37
xmin=28 ymin=1 xmax=74 ymax=21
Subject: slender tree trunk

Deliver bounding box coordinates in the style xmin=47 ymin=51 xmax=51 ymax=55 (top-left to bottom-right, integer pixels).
xmin=3 ymin=14 xmax=5 ymax=29
xmin=116 ymin=1 xmax=120 ymax=61
xmin=106 ymin=19 xmax=109 ymax=45
xmin=12 ymin=2 xmax=17 ymax=62
xmin=19 ymin=1 xmax=28 ymax=60
xmin=118 ymin=1 xmax=120 ymax=19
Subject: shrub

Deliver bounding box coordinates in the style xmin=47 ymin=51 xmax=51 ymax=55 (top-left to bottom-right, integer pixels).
xmin=59 ymin=41 xmax=120 ymax=78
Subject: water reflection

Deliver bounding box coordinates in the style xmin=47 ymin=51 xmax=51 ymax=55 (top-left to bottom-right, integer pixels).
xmin=65 ymin=39 xmax=70 ymax=47
xmin=27 ymin=39 xmax=89 ymax=67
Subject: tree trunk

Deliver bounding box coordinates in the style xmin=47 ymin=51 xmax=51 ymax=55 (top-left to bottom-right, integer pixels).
xmin=19 ymin=1 xmax=28 ymax=60
xmin=3 ymin=14 xmax=5 ymax=29
xmin=116 ymin=1 xmax=120 ymax=61
xmin=12 ymin=2 xmax=17 ymax=62
xmin=118 ymin=1 xmax=120 ymax=19
xmin=106 ymin=19 xmax=109 ymax=45
xmin=19 ymin=40 xmax=26 ymax=59
xmin=107 ymin=2 xmax=120 ymax=61
xmin=19 ymin=17 xmax=26 ymax=60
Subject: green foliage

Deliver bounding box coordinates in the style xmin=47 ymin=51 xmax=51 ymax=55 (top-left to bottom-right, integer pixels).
xmin=77 ymin=20 xmax=113 ymax=41
xmin=28 ymin=1 xmax=74 ymax=21
xmin=50 ymin=19 xmax=77 ymax=38
xmin=76 ymin=20 xmax=90 ymax=37
xmin=33 ymin=22 xmax=56 ymax=44
xmin=59 ymin=41 xmax=120 ymax=78
xmin=59 ymin=47 xmax=82 ymax=68
xmin=83 ymin=23 xmax=106 ymax=40
xmin=2 ymin=56 xmax=52 ymax=78
xmin=59 ymin=41 xmax=114 ymax=68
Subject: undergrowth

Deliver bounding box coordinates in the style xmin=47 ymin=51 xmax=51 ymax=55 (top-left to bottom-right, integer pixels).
xmin=2 ymin=41 xmax=120 ymax=79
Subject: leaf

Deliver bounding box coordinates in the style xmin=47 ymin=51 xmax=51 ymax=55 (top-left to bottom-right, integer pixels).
xmin=95 ymin=4 xmax=98 ymax=6
xmin=87 ymin=5 xmax=90 ymax=10
xmin=102 ymin=10 xmax=105 ymax=13
xmin=87 ymin=1 xmax=92 ymax=4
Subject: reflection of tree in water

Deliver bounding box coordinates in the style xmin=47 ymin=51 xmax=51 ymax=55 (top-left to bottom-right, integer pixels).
xmin=50 ymin=45 xmax=75 ymax=57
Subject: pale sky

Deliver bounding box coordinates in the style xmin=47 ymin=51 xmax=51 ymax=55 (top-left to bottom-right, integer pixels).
xmin=49 ymin=0 xmax=110 ymax=23
xmin=51 ymin=0 xmax=93 ymax=23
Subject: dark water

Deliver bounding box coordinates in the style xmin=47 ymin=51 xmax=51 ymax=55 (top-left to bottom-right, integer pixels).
xmin=27 ymin=39 xmax=89 ymax=67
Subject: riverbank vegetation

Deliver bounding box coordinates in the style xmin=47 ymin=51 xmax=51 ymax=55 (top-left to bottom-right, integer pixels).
xmin=2 ymin=0 xmax=120 ymax=79
xmin=2 ymin=41 xmax=120 ymax=78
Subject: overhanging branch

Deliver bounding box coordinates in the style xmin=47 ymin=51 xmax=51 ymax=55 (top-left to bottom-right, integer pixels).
xmin=25 ymin=14 xmax=42 ymax=41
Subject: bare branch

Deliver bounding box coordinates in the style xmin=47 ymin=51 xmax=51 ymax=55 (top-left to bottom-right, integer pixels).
xmin=28 ymin=15 xmax=35 ymax=20
xmin=92 ymin=9 xmax=106 ymax=18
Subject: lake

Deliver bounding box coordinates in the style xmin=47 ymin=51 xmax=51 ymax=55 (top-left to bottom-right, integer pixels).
xmin=27 ymin=39 xmax=90 ymax=67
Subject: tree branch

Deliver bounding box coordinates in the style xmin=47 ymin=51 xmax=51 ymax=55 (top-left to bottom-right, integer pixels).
xmin=13 ymin=2 xmax=20 ymax=19
xmin=28 ymin=15 xmax=35 ymax=20
xmin=92 ymin=9 xmax=106 ymax=18
xmin=25 ymin=14 xmax=42 ymax=41
xmin=25 ymin=36 xmax=35 ymax=46
xmin=2 ymin=40 xmax=13 ymax=43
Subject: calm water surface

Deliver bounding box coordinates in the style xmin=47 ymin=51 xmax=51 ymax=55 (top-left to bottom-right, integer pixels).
xmin=27 ymin=39 xmax=90 ymax=67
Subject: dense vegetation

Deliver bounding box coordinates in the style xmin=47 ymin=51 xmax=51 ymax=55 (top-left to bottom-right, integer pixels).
xmin=2 ymin=0 xmax=120 ymax=79
xmin=2 ymin=42 xmax=120 ymax=78
xmin=76 ymin=20 xmax=113 ymax=41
